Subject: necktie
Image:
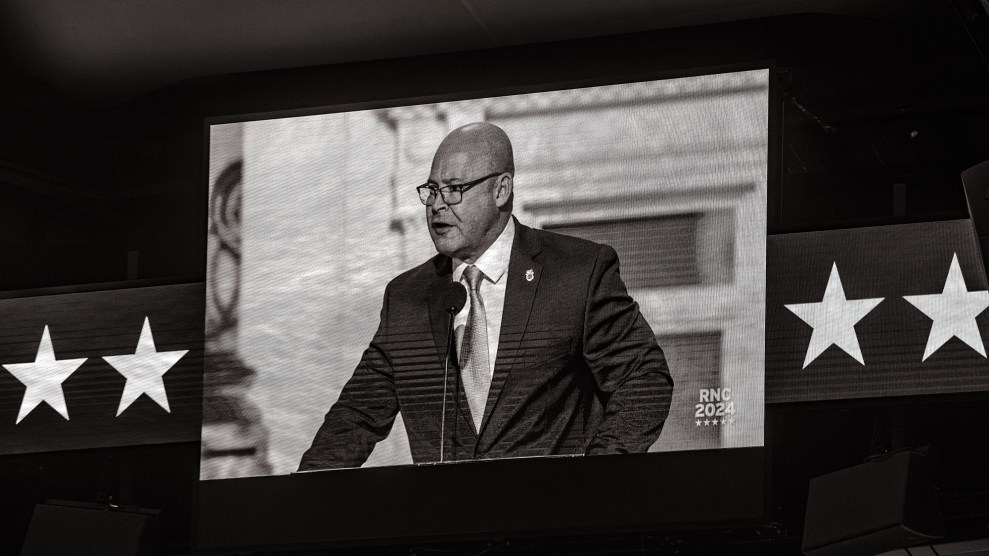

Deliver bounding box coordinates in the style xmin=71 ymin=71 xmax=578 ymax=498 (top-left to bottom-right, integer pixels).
xmin=460 ymin=265 xmax=491 ymax=431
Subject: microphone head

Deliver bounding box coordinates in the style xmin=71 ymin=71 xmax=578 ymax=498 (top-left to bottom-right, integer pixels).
xmin=438 ymin=281 xmax=467 ymax=314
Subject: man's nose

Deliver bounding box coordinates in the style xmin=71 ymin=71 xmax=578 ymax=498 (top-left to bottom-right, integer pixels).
xmin=431 ymin=193 xmax=450 ymax=211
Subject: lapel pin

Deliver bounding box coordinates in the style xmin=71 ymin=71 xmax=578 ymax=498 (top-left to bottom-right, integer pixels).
xmin=525 ymin=269 xmax=535 ymax=282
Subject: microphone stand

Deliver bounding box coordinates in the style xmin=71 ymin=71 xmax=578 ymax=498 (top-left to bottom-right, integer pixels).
xmin=439 ymin=307 xmax=457 ymax=463
xmin=435 ymin=279 xmax=465 ymax=464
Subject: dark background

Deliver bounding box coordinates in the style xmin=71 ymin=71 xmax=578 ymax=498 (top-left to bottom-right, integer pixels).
xmin=2 ymin=0 xmax=989 ymax=553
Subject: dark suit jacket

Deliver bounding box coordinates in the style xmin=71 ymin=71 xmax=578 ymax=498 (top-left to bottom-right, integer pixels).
xmin=299 ymin=220 xmax=673 ymax=470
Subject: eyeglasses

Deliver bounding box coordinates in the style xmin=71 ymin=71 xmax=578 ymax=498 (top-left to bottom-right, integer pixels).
xmin=416 ymin=172 xmax=505 ymax=206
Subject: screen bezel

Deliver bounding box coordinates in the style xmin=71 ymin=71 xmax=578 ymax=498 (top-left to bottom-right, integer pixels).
xmin=197 ymin=448 xmax=764 ymax=552
xmin=196 ymin=59 xmax=779 ymax=550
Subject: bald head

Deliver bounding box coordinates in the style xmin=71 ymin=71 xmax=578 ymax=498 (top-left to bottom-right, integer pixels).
xmin=425 ymin=122 xmax=515 ymax=263
xmin=431 ymin=122 xmax=514 ymax=178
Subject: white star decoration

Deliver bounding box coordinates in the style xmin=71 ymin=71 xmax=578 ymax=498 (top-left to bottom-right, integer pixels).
xmin=903 ymin=253 xmax=989 ymax=361
xmin=3 ymin=326 xmax=87 ymax=424
xmin=697 ymin=418 xmax=731 ymax=426
xmin=102 ymin=317 xmax=188 ymax=416
xmin=785 ymin=263 xmax=884 ymax=368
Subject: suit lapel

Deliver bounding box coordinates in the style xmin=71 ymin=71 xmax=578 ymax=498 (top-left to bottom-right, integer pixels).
xmin=479 ymin=222 xmax=542 ymax=436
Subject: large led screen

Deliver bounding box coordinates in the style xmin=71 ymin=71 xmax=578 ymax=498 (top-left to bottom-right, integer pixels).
xmin=201 ymin=69 xmax=769 ymax=480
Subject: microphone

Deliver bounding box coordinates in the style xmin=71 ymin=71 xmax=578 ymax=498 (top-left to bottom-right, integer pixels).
xmin=436 ymin=280 xmax=468 ymax=316
xmin=434 ymin=281 xmax=466 ymax=463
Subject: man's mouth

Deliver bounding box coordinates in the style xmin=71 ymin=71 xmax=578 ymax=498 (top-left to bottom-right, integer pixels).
xmin=431 ymin=222 xmax=454 ymax=233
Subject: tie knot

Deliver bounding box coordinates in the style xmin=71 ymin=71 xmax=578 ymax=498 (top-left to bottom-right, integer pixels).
xmin=464 ymin=265 xmax=484 ymax=291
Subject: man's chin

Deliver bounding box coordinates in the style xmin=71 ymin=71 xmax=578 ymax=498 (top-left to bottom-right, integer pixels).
xmin=430 ymin=236 xmax=462 ymax=258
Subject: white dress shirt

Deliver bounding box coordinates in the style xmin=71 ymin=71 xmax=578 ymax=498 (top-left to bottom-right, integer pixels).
xmin=452 ymin=218 xmax=515 ymax=379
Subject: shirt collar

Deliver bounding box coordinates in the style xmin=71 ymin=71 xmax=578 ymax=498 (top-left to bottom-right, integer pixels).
xmin=452 ymin=217 xmax=515 ymax=285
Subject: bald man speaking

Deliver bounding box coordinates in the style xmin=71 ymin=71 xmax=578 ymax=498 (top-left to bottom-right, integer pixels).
xmin=299 ymin=122 xmax=673 ymax=470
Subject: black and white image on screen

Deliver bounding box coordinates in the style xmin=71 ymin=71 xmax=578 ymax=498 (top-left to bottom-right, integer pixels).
xmin=200 ymin=69 xmax=768 ymax=480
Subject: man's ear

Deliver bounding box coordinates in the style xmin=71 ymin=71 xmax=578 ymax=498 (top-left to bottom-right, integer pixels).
xmin=494 ymin=174 xmax=513 ymax=208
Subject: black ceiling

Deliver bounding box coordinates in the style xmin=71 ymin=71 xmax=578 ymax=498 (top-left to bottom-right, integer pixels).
xmin=2 ymin=0 xmax=913 ymax=104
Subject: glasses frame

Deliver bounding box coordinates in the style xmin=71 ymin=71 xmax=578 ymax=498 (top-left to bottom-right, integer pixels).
xmin=416 ymin=172 xmax=505 ymax=206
